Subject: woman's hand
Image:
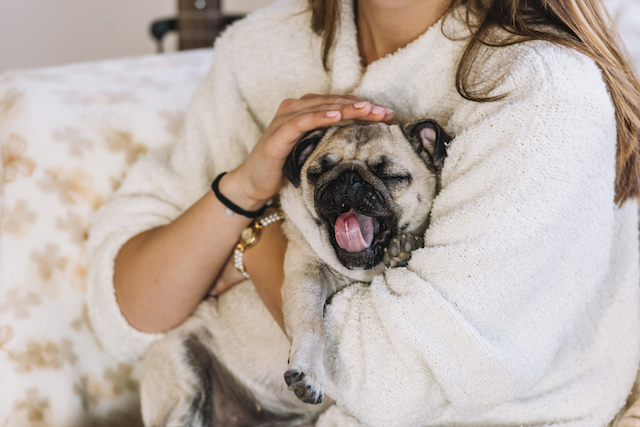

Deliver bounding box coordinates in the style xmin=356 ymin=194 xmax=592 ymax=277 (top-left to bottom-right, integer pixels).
xmin=220 ymin=94 xmax=394 ymax=211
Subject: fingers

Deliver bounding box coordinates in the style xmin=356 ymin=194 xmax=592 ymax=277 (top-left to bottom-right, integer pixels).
xmin=266 ymin=98 xmax=394 ymax=158
xmin=338 ymin=101 xmax=394 ymax=123
xmin=299 ymin=101 xmax=393 ymax=124
xmin=277 ymin=95 xmax=356 ymax=115
xmin=274 ymin=100 xmax=392 ymax=131
xmin=277 ymin=95 xmax=393 ymax=124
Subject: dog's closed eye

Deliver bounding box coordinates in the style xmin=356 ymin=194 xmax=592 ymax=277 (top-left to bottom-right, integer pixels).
xmin=380 ymin=173 xmax=412 ymax=185
xmin=369 ymin=156 xmax=413 ymax=186
xmin=307 ymin=154 xmax=339 ymax=185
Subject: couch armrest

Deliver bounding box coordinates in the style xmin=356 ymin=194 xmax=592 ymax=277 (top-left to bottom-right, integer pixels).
xmin=0 ymin=49 xmax=212 ymax=426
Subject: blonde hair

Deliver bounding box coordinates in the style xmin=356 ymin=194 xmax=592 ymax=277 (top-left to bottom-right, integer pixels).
xmin=310 ymin=0 xmax=640 ymax=204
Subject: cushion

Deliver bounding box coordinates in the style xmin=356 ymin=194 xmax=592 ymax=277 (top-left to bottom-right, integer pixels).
xmin=0 ymin=49 xmax=212 ymax=426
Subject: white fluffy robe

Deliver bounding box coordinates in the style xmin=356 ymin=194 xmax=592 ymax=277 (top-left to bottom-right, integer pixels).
xmin=87 ymin=0 xmax=640 ymax=425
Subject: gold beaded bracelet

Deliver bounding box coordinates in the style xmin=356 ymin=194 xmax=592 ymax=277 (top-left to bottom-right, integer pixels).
xmin=234 ymin=211 xmax=285 ymax=279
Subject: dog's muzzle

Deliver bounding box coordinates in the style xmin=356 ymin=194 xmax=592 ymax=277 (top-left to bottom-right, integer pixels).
xmin=315 ymin=169 xmax=396 ymax=269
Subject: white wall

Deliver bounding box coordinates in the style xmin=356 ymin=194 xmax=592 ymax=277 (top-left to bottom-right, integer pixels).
xmin=1 ymin=0 xmax=638 ymax=74
xmin=0 ymin=0 xmax=274 ymax=73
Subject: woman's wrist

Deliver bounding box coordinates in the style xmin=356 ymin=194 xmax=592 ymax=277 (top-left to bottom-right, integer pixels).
xmin=233 ymin=210 xmax=284 ymax=279
xmin=218 ymin=168 xmax=270 ymax=212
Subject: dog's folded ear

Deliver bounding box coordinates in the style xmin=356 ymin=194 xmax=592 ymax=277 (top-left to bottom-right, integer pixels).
xmin=283 ymin=127 xmax=329 ymax=188
xmin=401 ymin=119 xmax=452 ymax=168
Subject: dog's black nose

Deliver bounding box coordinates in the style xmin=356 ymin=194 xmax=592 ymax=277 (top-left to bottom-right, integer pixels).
xmin=338 ymin=171 xmax=365 ymax=204
xmin=339 ymin=170 xmax=363 ymax=186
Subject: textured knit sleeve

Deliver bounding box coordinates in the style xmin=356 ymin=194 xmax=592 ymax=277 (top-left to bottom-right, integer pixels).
xmin=320 ymin=45 xmax=621 ymax=426
xmin=86 ymin=33 xmax=262 ymax=363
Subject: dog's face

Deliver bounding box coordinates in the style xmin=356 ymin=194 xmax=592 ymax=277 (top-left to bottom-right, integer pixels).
xmin=283 ymin=120 xmax=451 ymax=270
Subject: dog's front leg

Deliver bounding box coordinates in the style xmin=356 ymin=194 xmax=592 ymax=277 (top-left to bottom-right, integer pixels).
xmin=281 ymin=241 xmax=335 ymax=405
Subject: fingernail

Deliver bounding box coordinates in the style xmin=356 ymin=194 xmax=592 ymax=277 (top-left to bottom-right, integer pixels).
xmin=371 ymin=105 xmax=384 ymax=115
xmin=353 ymin=101 xmax=369 ymax=109
xmin=384 ymin=108 xmax=394 ymax=115
xmin=325 ymin=110 xmax=340 ymax=118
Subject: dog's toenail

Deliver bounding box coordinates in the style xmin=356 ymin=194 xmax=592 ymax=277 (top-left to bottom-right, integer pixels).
xmin=390 ymin=244 xmax=400 ymax=257
xmin=383 ymin=253 xmax=391 ymax=266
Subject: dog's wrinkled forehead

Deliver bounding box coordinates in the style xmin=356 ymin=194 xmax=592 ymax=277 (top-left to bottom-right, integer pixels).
xmin=309 ymin=123 xmax=411 ymax=166
xmin=282 ymin=120 xmax=450 ymax=188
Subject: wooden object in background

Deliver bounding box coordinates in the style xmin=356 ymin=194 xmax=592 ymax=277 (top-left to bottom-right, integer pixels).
xmin=178 ymin=0 xmax=223 ymax=50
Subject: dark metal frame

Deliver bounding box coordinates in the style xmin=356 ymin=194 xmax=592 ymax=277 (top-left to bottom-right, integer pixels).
xmin=150 ymin=15 xmax=244 ymax=53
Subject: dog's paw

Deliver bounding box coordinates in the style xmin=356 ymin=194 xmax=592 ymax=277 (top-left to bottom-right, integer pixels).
xmin=284 ymin=368 xmax=324 ymax=404
xmin=383 ymin=233 xmax=424 ymax=268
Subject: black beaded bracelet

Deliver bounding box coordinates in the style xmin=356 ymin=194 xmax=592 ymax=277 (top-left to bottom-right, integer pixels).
xmin=211 ymin=172 xmax=267 ymax=219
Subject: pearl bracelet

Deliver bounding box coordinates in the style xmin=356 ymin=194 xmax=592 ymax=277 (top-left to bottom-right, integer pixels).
xmin=234 ymin=211 xmax=285 ymax=279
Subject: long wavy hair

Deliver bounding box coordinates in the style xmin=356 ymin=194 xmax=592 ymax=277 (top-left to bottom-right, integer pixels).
xmin=309 ymin=0 xmax=640 ymax=204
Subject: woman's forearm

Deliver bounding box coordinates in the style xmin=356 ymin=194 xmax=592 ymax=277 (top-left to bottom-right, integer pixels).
xmin=113 ymin=171 xmax=262 ymax=333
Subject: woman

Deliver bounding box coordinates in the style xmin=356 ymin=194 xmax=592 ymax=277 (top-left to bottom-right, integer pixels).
xmin=87 ymin=0 xmax=640 ymax=425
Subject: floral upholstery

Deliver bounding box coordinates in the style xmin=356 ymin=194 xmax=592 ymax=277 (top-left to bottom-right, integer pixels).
xmin=0 ymin=1 xmax=638 ymax=425
xmin=0 ymin=49 xmax=212 ymax=427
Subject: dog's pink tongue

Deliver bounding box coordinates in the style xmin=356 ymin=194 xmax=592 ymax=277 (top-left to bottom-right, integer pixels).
xmin=335 ymin=211 xmax=375 ymax=252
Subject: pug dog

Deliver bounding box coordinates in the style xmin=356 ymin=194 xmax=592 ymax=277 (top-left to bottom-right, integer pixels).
xmin=140 ymin=119 xmax=451 ymax=427
xmin=279 ymin=120 xmax=451 ymax=405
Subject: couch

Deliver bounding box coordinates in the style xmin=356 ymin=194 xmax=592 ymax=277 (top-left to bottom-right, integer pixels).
xmin=0 ymin=48 xmax=213 ymax=427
